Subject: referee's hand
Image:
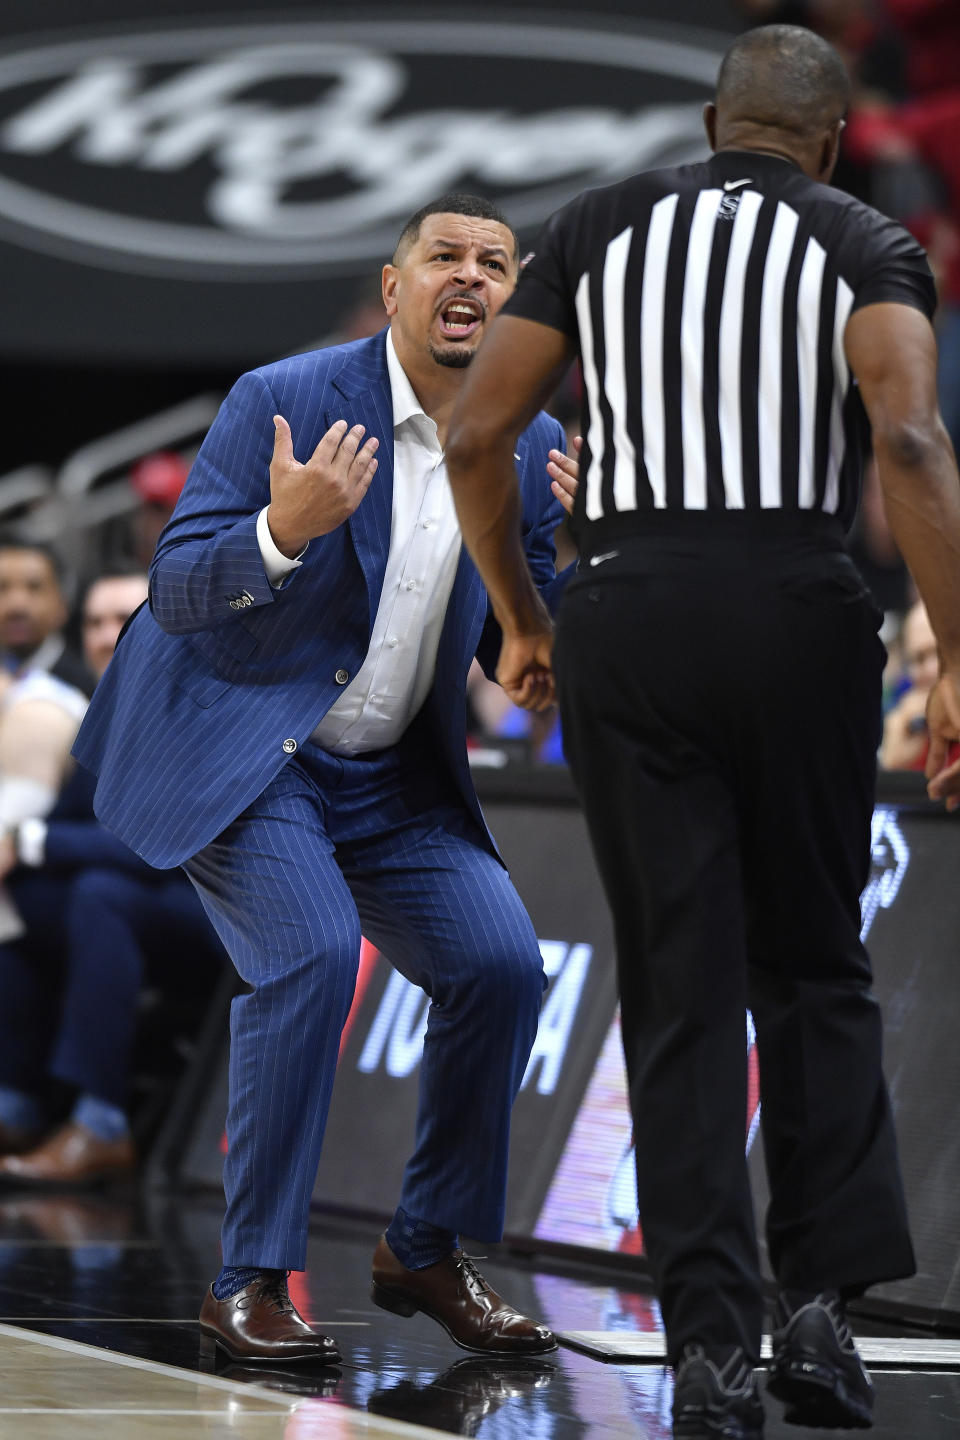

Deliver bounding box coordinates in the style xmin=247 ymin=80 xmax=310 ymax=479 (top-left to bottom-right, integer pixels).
xmin=497 ymin=629 xmax=555 ymax=712
xmin=925 ymin=673 xmax=960 ymax=811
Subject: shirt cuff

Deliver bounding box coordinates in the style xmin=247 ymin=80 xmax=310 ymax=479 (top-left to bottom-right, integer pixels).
xmin=257 ymin=506 xmax=307 ymax=587
xmin=16 ymin=818 xmax=47 ymax=868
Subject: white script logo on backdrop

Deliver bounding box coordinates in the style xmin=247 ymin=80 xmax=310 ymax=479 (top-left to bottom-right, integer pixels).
xmin=0 ymin=17 xmax=723 ymax=275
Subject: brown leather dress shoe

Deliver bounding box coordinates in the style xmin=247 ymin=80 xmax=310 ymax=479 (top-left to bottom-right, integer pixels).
xmin=371 ymin=1235 xmax=557 ymax=1355
xmin=199 ymin=1275 xmax=342 ymax=1365
xmin=0 ymin=1122 xmax=135 ymax=1187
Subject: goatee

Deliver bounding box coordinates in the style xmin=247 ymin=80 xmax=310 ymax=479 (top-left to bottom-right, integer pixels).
xmin=428 ymin=343 xmax=474 ymax=370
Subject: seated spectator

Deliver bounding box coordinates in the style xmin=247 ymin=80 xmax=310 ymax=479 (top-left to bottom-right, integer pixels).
xmin=0 ymin=666 xmax=88 ymax=944
xmin=0 ymin=539 xmax=94 ymax=698
xmin=0 ymin=564 xmax=149 ymax=855
xmin=80 ymin=567 xmax=149 ymax=683
xmin=0 ymin=568 xmax=226 ymax=1186
xmin=880 ymin=600 xmax=939 ymax=770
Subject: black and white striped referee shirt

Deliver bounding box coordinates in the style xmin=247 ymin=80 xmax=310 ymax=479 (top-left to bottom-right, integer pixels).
xmin=506 ymin=150 xmax=935 ymax=547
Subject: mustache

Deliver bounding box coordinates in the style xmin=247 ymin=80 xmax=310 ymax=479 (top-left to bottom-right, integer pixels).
xmin=434 ymin=289 xmax=487 ymax=320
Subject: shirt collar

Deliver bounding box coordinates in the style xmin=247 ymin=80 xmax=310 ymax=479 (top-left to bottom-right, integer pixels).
xmin=385 ymin=327 xmax=428 ymax=429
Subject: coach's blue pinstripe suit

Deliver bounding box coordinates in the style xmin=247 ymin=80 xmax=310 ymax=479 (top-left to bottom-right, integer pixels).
xmin=74 ymin=330 xmax=569 ymax=1268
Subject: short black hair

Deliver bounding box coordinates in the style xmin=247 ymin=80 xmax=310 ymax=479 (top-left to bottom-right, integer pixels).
xmin=0 ymin=535 xmax=67 ymax=589
xmin=716 ymin=25 xmax=851 ymax=136
xmin=393 ymin=193 xmax=519 ymax=264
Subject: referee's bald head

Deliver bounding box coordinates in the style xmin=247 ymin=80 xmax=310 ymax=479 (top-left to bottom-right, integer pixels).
xmin=715 ymin=25 xmax=850 ymax=136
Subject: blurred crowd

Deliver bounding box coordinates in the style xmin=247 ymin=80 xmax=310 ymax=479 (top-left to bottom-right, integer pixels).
xmin=0 ymin=535 xmax=226 ymax=1190
xmin=737 ymin=2 xmax=960 ymax=455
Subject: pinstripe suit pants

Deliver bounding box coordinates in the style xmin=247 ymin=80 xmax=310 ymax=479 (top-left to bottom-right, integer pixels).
xmin=183 ymin=740 xmax=545 ymax=1270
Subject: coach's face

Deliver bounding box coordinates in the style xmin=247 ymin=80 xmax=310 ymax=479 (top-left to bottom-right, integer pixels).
xmin=383 ymin=213 xmax=518 ymax=371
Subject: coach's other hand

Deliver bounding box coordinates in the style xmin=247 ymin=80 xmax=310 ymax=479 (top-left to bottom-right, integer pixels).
xmin=546 ymin=435 xmax=581 ymax=517
xmin=267 ymin=415 xmax=379 ymax=558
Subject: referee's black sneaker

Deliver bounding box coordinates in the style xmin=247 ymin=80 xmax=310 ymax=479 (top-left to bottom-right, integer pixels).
xmin=767 ymin=1291 xmax=874 ymax=1429
xmin=672 ymin=1344 xmax=764 ymax=1438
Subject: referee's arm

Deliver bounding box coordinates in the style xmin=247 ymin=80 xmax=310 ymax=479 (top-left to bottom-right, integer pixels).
xmin=446 ymin=313 xmax=575 ymax=711
xmin=846 ymin=301 xmax=960 ymax=807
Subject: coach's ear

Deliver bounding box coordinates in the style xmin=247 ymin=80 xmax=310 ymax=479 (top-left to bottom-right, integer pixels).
xmin=382 ymin=263 xmax=399 ymax=319
xmin=703 ymin=102 xmax=718 ymax=152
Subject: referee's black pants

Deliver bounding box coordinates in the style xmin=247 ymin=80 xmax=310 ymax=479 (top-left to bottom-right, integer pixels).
xmin=554 ymin=528 xmax=915 ymax=1367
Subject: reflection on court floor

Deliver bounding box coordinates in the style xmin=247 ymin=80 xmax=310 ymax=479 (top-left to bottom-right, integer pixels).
xmin=0 ymin=1193 xmax=957 ymax=1440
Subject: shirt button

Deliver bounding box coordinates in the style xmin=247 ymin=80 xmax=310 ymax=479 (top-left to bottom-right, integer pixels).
xmin=387 ymin=636 xmax=398 ymax=648
xmin=421 ymin=519 xmax=433 ymax=529
xmin=282 ymin=738 xmax=297 ymax=754
xmin=335 ymin=668 xmax=350 ymax=684
xmin=405 ymin=579 xmax=417 ymax=591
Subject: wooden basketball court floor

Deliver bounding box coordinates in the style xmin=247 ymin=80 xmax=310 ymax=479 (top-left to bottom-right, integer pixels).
xmin=0 ymin=1187 xmax=958 ymax=1439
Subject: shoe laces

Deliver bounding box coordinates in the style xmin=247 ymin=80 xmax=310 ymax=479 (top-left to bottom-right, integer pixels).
xmin=456 ymin=1253 xmax=492 ymax=1300
xmin=239 ymin=1270 xmax=294 ymax=1315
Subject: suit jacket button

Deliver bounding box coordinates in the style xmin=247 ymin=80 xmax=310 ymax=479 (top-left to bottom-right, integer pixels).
xmin=335 ymin=668 xmax=349 ymax=685
xmin=282 ymin=738 xmax=297 ymax=754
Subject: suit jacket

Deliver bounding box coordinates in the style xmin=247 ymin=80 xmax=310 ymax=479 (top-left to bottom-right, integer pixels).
xmin=73 ymin=330 xmax=568 ymax=869
xmin=28 ymin=765 xmax=159 ymax=878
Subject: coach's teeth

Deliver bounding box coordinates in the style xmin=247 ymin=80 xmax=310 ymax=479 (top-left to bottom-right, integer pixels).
xmin=443 ymin=303 xmax=479 ymax=327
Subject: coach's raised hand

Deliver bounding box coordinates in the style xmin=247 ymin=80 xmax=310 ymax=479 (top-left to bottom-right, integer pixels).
xmin=267 ymin=415 xmax=379 ymax=558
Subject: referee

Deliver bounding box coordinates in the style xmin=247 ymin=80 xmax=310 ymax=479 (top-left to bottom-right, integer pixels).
xmin=446 ymin=24 xmax=960 ymax=1440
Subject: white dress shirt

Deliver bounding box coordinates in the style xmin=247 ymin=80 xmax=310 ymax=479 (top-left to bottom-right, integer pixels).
xmin=257 ymin=329 xmax=463 ymax=755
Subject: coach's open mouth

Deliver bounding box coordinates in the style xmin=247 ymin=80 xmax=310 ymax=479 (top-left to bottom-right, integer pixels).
xmin=438 ymin=298 xmax=483 ymax=339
